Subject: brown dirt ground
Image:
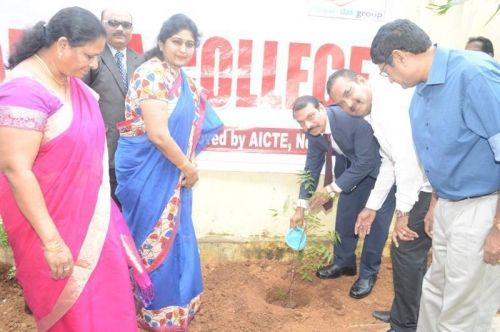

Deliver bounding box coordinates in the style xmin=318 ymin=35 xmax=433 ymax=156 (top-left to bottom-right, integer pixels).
xmin=0 ymin=264 xmax=36 ymax=332
xmin=0 ymin=258 xmax=394 ymax=332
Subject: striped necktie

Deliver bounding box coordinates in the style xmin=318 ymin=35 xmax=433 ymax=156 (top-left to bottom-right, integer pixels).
xmin=115 ymin=51 xmax=128 ymax=90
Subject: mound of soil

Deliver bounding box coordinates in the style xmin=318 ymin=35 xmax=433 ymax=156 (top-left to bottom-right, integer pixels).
xmin=191 ymin=259 xmax=393 ymax=332
xmin=0 ymin=259 xmax=395 ymax=332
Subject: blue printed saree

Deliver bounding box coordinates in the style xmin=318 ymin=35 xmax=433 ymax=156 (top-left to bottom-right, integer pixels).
xmin=115 ymin=59 xmax=223 ymax=331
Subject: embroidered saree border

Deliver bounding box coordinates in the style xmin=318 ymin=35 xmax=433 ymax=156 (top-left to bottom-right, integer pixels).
xmin=139 ymin=72 xmax=198 ymax=273
xmin=0 ymin=105 xmax=48 ymax=131
xmin=139 ymin=293 xmax=201 ymax=331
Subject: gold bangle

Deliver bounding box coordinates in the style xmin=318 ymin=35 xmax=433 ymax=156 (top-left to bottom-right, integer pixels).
xmin=178 ymin=159 xmax=190 ymax=170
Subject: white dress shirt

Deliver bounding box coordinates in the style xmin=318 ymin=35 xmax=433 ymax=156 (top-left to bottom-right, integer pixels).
xmin=297 ymin=115 xmax=344 ymax=209
xmin=108 ymin=44 xmax=128 ymax=64
xmin=364 ymin=69 xmax=431 ymax=213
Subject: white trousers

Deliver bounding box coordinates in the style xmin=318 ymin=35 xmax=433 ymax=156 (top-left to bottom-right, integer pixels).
xmin=417 ymin=193 xmax=500 ymax=332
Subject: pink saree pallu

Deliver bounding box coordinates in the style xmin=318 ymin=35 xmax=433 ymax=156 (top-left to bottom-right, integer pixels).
xmin=0 ymin=77 xmax=147 ymax=331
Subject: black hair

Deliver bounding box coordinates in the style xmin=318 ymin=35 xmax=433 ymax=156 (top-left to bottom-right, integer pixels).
xmin=370 ymin=19 xmax=431 ymax=65
xmin=144 ymin=13 xmax=201 ymax=61
xmin=466 ymin=36 xmax=494 ymax=57
xmin=292 ymin=95 xmax=321 ymax=113
xmin=326 ymin=69 xmax=360 ymax=96
xmin=8 ymin=7 xmax=105 ymax=69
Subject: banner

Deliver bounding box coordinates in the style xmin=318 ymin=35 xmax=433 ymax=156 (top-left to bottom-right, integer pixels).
xmin=0 ymin=0 xmax=390 ymax=172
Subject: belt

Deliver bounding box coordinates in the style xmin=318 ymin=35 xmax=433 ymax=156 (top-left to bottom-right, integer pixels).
xmin=440 ymin=191 xmax=498 ymax=202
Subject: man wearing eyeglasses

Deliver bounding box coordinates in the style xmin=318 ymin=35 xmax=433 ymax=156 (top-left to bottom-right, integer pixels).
xmin=83 ymin=8 xmax=144 ymax=207
xmin=371 ymin=19 xmax=500 ymax=332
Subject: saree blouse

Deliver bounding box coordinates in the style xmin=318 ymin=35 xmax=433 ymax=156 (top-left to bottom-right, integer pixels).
xmin=118 ymin=57 xmax=201 ymax=137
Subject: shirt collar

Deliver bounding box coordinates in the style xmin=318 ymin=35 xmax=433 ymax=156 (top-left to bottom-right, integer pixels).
xmin=107 ymin=44 xmax=126 ymax=57
xmin=426 ymin=45 xmax=449 ymax=86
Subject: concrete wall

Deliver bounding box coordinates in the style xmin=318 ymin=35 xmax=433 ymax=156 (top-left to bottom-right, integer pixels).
xmin=192 ymin=170 xmax=395 ymax=264
xmin=194 ymin=171 xmax=331 ymax=239
xmin=400 ymin=0 xmax=499 ymax=62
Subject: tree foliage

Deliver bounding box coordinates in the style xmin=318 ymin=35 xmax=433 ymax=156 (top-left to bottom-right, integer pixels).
xmin=427 ymin=0 xmax=499 ymax=24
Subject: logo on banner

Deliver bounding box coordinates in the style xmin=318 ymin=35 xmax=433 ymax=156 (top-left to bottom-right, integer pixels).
xmin=308 ymin=0 xmax=387 ymax=21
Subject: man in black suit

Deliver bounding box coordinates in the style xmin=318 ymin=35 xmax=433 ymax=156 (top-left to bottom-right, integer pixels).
xmin=82 ymin=8 xmax=143 ymax=205
xmin=290 ymin=95 xmax=395 ymax=299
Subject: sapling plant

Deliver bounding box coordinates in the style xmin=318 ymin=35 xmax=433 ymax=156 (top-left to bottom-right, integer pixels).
xmin=270 ymin=170 xmax=340 ymax=307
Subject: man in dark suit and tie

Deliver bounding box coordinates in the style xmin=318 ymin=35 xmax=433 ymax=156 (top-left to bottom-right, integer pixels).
xmin=82 ymin=8 xmax=143 ymax=205
xmin=290 ymin=95 xmax=395 ymax=299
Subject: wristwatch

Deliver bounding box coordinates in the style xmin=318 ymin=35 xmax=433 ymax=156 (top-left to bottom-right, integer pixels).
xmin=395 ymin=210 xmax=410 ymax=218
xmin=325 ymin=184 xmax=336 ymax=199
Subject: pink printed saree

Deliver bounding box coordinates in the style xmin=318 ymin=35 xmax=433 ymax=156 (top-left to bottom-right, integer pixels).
xmin=0 ymin=77 xmax=148 ymax=331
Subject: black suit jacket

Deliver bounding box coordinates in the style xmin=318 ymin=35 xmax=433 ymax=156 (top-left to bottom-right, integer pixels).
xmin=82 ymin=45 xmax=144 ymax=168
xmin=299 ymin=105 xmax=381 ymax=199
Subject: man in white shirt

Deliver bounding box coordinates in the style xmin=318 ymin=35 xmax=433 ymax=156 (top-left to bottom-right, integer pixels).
xmin=328 ymin=68 xmax=435 ymax=332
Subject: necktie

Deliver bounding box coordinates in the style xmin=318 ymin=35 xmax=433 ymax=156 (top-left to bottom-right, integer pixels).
xmin=323 ymin=134 xmax=334 ymax=211
xmin=115 ymin=51 xmax=128 ymax=90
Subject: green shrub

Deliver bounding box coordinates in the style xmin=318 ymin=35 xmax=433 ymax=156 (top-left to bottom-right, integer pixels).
xmin=0 ymin=222 xmax=9 ymax=248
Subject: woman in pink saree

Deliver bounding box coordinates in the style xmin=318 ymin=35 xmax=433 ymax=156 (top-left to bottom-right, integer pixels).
xmin=0 ymin=7 xmax=151 ymax=331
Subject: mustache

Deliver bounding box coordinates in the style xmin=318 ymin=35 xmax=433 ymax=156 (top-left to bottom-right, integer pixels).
xmin=306 ymin=125 xmax=320 ymax=133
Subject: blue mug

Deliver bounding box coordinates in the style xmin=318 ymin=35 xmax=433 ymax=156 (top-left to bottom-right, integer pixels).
xmin=285 ymin=227 xmax=307 ymax=251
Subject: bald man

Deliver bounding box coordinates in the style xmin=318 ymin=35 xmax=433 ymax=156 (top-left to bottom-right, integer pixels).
xmin=83 ymin=8 xmax=144 ymax=206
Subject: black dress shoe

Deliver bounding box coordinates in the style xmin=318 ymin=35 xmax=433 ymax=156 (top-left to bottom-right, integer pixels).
xmin=316 ymin=264 xmax=356 ymax=279
xmin=349 ymin=275 xmax=377 ymax=299
xmin=372 ymin=310 xmax=390 ymax=323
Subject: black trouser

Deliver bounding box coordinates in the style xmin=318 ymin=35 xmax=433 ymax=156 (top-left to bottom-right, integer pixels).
xmin=332 ymin=153 xmax=396 ymax=279
xmin=390 ymin=191 xmax=432 ymax=332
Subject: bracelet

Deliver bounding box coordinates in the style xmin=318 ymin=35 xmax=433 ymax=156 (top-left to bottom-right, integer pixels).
xmin=178 ymin=159 xmax=190 ymax=170
xmin=495 ymin=222 xmax=500 ymax=231
xmin=396 ymin=210 xmax=410 ymax=218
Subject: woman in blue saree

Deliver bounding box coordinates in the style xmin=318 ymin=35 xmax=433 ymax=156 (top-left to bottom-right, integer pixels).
xmin=115 ymin=14 xmax=223 ymax=331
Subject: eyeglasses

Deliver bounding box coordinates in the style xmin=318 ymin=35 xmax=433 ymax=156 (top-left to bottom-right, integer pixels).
xmin=379 ymin=62 xmax=389 ymax=77
xmin=168 ymin=37 xmax=196 ymax=49
xmin=379 ymin=53 xmax=392 ymax=77
xmin=104 ymin=20 xmax=133 ymax=30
